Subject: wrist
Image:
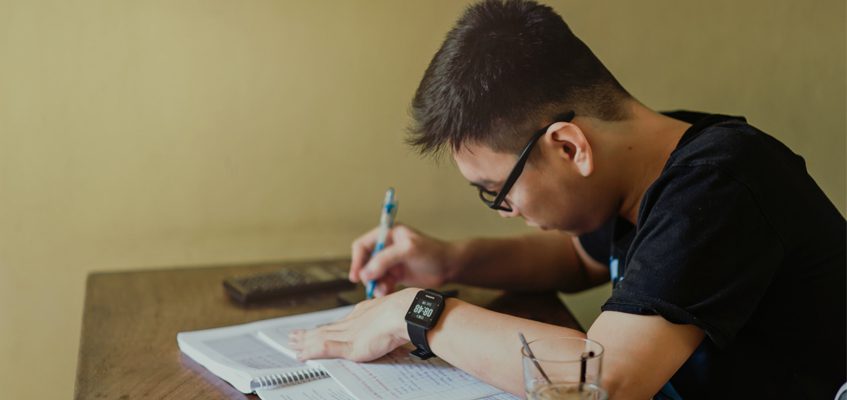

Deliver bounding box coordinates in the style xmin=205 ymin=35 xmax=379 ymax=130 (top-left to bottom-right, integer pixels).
xmin=402 ymin=288 xmax=453 ymax=360
xmin=393 ymin=287 xmax=420 ymax=342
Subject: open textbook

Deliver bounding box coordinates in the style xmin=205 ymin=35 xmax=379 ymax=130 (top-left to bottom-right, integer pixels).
xmin=177 ymin=305 xmax=519 ymax=400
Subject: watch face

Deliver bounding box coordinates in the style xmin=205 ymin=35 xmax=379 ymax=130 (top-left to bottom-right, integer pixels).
xmin=405 ymin=290 xmax=443 ymax=329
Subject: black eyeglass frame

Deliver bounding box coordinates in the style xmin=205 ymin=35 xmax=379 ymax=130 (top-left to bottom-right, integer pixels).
xmin=473 ymin=110 xmax=576 ymax=212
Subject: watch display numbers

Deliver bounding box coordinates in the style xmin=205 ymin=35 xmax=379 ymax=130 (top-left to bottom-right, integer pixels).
xmin=405 ymin=290 xmax=447 ymax=359
xmin=413 ymin=304 xmax=435 ymax=318
xmin=407 ymin=294 xmax=441 ymax=325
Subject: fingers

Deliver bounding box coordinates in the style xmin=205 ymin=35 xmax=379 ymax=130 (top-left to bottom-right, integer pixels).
xmin=298 ymin=339 xmax=351 ymax=361
xmin=287 ymin=292 xmax=409 ymax=363
xmin=359 ymin=244 xmax=406 ymax=283
xmin=374 ymin=274 xmax=397 ymax=297
xmin=288 ymin=329 xmax=305 ymax=348
xmin=288 ymin=325 xmax=350 ymax=360
xmin=349 ymin=226 xmax=382 ymax=282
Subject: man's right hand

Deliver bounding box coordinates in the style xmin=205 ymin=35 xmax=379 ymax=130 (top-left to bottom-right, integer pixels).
xmin=349 ymin=224 xmax=458 ymax=297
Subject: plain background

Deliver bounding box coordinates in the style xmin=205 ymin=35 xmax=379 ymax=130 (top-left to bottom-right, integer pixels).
xmin=0 ymin=1 xmax=844 ymax=398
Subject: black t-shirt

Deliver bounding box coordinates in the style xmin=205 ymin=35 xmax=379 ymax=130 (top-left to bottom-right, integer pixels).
xmin=579 ymin=111 xmax=846 ymax=399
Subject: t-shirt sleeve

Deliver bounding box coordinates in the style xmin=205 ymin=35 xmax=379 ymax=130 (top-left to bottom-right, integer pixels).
xmin=601 ymin=165 xmax=784 ymax=348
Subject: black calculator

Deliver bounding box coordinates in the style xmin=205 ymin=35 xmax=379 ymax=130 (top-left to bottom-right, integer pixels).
xmin=223 ymin=260 xmax=355 ymax=305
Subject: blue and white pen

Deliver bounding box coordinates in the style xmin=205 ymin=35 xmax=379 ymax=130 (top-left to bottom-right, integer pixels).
xmin=366 ymin=188 xmax=398 ymax=299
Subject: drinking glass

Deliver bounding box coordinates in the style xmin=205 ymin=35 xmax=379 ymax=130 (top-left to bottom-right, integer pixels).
xmin=521 ymin=337 xmax=607 ymax=400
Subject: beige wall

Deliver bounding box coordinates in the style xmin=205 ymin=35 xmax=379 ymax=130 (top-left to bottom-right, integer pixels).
xmin=0 ymin=1 xmax=843 ymax=397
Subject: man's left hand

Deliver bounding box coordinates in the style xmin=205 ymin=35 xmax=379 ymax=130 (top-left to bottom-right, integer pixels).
xmin=288 ymin=287 xmax=418 ymax=362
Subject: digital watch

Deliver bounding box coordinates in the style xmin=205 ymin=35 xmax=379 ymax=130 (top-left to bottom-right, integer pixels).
xmin=404 ymin=289 xmax=447 ymax=360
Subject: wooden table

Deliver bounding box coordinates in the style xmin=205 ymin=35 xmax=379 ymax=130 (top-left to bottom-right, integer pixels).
xmin=74 ymin=259 xmax=581 ymax=399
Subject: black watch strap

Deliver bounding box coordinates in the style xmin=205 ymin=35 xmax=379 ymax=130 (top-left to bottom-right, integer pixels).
xmin=408 ymin=322 xmax=436 ymax=360
xmin=406 ymin=289 xmax=457 ymax=360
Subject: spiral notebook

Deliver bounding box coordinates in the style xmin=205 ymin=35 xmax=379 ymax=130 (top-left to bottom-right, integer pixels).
xmin=178 ymin=305 xmax=518 ymax=400
xmin=177 ymin=306 xmax=353 ymax=393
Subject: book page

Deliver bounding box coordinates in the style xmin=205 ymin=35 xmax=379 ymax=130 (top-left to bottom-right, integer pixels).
xmin=178 ymin=306 xmax=354 ymax=392
xmin=316 ymin=346 xmax=506 ymax=400
xmin=185 ymin=305 xmax=355 ymax=371
xmin=256 ymin=306 xmax=354 ymax=358
xmin=202 ymin=333 xmax=305 ymax=370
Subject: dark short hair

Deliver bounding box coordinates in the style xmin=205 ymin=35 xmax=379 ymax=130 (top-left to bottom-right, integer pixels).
xmin=408 ymin=0 xmax=631 ymax=155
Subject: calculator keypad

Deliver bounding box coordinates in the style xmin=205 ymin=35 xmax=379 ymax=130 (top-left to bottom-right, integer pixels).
xmin=223 ymin=261 xmax=354 ymax=304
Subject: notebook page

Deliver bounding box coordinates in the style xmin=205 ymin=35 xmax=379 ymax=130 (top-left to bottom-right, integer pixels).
xmin=317 ymin=346 xmax=505 ymax=400
xmin=477 ymin=393 xmax=521 ymax=400
xmin=257 ymin=379 xmax=519 ymax=400
xmin=256 ymin=378 xmax=354 ymax=400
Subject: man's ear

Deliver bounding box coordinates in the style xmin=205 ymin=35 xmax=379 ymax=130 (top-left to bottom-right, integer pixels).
xmin=545 ymin=121 xmax=594 ymax=177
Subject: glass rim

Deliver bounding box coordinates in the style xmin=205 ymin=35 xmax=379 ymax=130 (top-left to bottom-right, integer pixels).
xmin=520 ymin=336 xmax=605 ymax=363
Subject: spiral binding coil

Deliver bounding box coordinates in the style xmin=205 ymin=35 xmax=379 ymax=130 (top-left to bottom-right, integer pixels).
xmin=251 ymin=368 xmax=329 ymax=390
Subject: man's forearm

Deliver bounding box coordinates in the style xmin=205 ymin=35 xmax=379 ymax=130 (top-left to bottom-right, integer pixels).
xmin=424 ymin=298 xmax=586 ymax=395
xmin=448 ymin=231 xmax=592 ymax=292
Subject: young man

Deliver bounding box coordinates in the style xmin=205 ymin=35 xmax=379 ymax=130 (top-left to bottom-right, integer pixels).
xmin=288 ymin=1 xmax=846 ymax=398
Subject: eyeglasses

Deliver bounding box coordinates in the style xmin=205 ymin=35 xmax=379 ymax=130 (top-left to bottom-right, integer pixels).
xmin=472 ymin=111 xmax=575 ymax=212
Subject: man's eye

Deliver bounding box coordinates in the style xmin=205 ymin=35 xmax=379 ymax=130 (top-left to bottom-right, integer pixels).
xmin=479 ymin=188 xmax=498 ymax=202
